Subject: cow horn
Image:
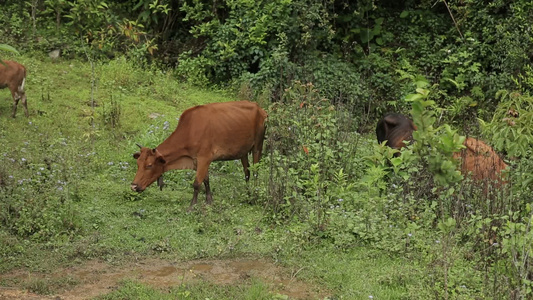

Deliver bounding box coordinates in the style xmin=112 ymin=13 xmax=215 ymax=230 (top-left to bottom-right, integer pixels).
xmin=136 ymin=143 xmax=143 ymax=149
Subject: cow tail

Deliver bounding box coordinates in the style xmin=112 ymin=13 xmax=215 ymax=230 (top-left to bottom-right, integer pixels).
xmin=19 ymin=77 xmax=26 ymax=93
xmin=18 ymin=68 xmax=26 ymax=93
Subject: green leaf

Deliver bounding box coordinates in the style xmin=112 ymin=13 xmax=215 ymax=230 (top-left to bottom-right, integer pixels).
xmin=0 ymin=44 xmax=19 ymax=55
xmin=360 ymin=29 xmax=374 ymax=44
xmin=443 ymin=77 xmax=460 ymax=88
xmin=415 ymin=87 xmax=429 ymax=96
xmin=400 ymin=11 xmax=409 ymax=18
xmin=390 ymin=157 xmax=403 ymax=167
xmin=405 ymin=93 xmax=424 ymax=102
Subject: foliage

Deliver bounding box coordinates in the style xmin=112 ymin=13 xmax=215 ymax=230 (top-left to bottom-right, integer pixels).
xmin=2 ymin=0 xmax=533 ymax=297
xmin=481 ymin=90 xmax=533 ymax=158
xmin=0 ymin=135 xmax=83 ymax=242
xmin=264 ymin=81 xmax=360 ymax=228
xmin=0 ymin=43 xmax=19 ymax=54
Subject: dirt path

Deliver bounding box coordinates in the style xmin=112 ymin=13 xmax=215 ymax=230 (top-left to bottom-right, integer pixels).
xmin=0 ymin=257 xmax=327 ymax=299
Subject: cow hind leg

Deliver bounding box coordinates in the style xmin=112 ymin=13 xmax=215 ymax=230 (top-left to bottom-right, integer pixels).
xmin=241 ymin=156 xmax=250 ymax=181
xmin=253 ymin=128 xmax=266 ymax=164
xmin=21 ymin=93 xmax=28 ymax=117
xmin=11 ymin=90 xmax=20 ymax=118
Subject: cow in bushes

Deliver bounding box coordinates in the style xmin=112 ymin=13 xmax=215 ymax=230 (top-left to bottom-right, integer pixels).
xmin=452 ymin=137 xmax=508 ymax=187
xmin=376 ymin=113 xmax=508 ymax=186
xmin=0 ymin=60 xmax=28 ymax=118
xmin=376 ymin=113 xmax=417 ymax=155
xmin=131 ymin=101 xmax=267 ymax=210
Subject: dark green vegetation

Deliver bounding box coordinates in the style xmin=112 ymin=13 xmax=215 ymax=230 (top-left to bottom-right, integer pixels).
xmin=1 ymin=0 xmax=533 ymax=299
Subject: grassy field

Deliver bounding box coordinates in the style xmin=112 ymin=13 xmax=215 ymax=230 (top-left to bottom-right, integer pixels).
xmin=0 ymin=55 xmax=480 ymax=299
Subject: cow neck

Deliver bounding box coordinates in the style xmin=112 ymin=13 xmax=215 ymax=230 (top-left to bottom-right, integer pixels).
xmin=155 ymin=133 xmax=193 ymax=171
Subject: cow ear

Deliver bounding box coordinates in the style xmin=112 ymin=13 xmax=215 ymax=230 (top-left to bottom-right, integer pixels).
xmin=154 ymin=148 xmax=166 ymax=164
xmin=384 ymin=115 xmax=399 ymax=126
xmin=133 ymin=152 xmax=140 ymax=159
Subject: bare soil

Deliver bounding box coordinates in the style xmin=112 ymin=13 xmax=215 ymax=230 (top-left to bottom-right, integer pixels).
xmin=0 ymin=257 xmax=327 ymax=299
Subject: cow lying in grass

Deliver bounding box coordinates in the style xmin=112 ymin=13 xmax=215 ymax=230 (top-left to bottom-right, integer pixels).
xmin=0 ymin=60 xmax=28 ymax=118
xmin=131 ymin=101 xmax=268 ymax=210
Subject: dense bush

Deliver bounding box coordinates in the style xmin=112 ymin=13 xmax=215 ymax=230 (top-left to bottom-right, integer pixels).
xmin=2 ymin=0 xmax=532 ymax=120
xmin=0 ymin=136 xmax=84 ymax=242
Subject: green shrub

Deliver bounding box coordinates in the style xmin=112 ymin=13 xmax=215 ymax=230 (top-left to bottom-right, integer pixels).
xmin=0 ymin=160 xmax=81 ymax=242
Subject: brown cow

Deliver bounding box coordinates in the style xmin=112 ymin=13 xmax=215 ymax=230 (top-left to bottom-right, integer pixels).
xmin=453 ymin=137 xmax=508 ymax=186
xmin=131 ymin=101 xmax=268 ymax=209
xmin=0 ymin=61 xmax=28 ymax=117
xmin=376 ymin=113 xmax=417 ymax=155
xmin=376 ymin=113 xmax=508 ymax=185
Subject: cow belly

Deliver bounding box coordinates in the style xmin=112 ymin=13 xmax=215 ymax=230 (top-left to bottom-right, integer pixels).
xmin=212 ymin=146 xmax=251 ymax=161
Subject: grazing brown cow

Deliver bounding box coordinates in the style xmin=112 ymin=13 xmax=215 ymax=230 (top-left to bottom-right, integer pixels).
xmin=0 ymin=61 xmax=28 ymax=117
xmin=131 ymin=101 xmax=268 ymax=209
xmin=376 ymin=114 xmax=508 ymax=184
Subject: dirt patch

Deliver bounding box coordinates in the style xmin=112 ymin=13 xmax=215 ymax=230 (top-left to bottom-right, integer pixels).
xmin=0 ymin=258 xmax=327 ymax=299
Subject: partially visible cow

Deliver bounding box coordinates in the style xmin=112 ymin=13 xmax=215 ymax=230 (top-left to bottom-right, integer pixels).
xmin=131 ymin=101 xmax=268 ymax=210
xmin=376 ymin=113 xmax=417 ymax=155
xmin=0 ymin=61 xmax=28 ymax=118
xmin=452 ymin=137 xmax=508 ymax=187
xmin=376 ymin=113 xmax=508 ymax=185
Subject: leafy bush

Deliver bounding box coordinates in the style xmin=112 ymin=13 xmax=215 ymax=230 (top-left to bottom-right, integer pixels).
xmin=0 ymin=154 xmax=82 ymax=242
xmin=262 ymin=81 xmax=361 ymax=222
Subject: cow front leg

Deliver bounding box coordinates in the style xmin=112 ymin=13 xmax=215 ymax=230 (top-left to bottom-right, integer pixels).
xmin=204 ymin=174 xmax=212 ymax=205
xmin=188 ymin=181 xmax=200 ymax=212
xmin=189 ymin=159 xmax=210 ymax=211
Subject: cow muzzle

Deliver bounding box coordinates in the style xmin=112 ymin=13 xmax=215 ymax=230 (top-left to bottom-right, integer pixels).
xmin=130 ymin=183 xmax=144 ymax=192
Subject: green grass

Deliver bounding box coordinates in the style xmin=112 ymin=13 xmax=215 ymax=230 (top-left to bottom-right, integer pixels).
xmin=0 ymin=55 xmax=482 ymax=299
xmin=97 ymin=279 xmax=280 ymax=300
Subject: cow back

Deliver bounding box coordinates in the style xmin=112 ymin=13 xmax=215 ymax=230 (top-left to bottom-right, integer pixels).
xmin=453 ymin=137 xmax=508 ymax=185
xmin=164 ymin=101 xmax=267 ymax=161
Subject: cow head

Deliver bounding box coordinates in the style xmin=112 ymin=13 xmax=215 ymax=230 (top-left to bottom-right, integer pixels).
xmin=131 ymin=146 xmax=167 ymax=192
xmin=376 ymin=113 xmax=417 ymax=154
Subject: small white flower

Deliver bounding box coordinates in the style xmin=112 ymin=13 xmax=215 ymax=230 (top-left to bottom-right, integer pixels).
xmin=407 ymin=233 xmax=412 ymax=237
